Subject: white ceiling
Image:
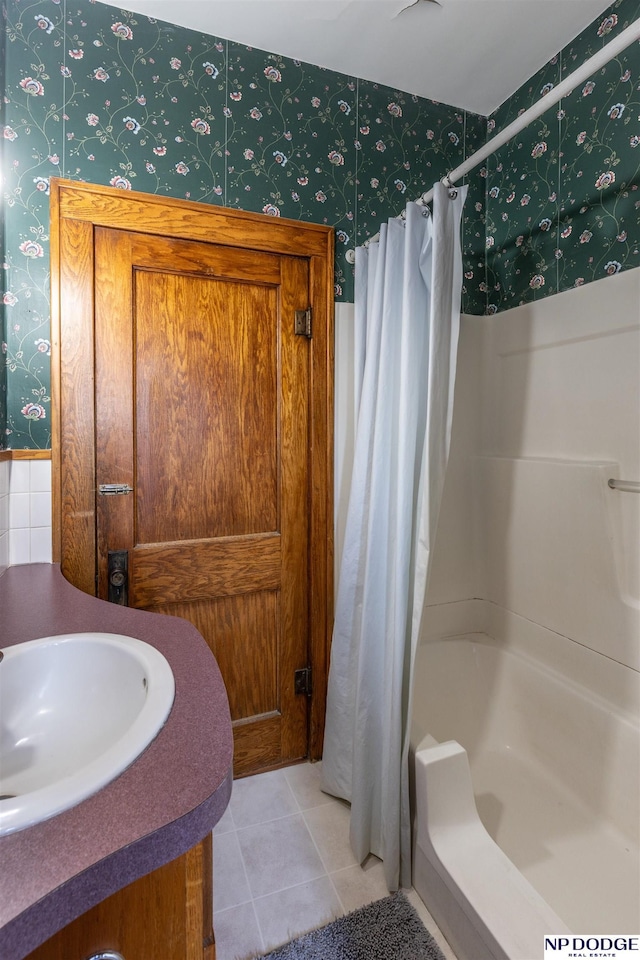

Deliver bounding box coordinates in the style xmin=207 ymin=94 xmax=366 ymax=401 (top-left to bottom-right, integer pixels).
xmin=101 ymin=0 xmax=613 ymax=116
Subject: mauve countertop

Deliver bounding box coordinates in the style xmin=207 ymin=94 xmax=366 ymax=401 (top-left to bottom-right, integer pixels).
xmin=0 ymin=563 xmax=234 ymax=960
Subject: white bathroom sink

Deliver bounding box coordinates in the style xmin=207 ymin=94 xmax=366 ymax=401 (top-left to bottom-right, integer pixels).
xmin=0 ymin=632 xmax=175 ymax=836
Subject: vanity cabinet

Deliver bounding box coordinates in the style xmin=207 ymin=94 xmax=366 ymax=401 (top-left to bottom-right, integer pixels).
xmin=23 ymin=836 xmax=214 ymax=960
xmin=0 ymin=565 xmax=232 ymax=960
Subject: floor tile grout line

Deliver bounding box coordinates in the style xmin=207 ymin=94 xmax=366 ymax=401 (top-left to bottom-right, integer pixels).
xmin=231 ymin=792 xmax=346 ymax=834
xmin=282 ymin=762 xmax=344 ymax=813
xmin=218 ymin=825 xmax=266 ymax=955
xmin=233 ymin=810 xmax=309 ymax=833
xmin=299 ymin=806 xmax=349 ymax=915
xmin=300 ymin=806 xmax=339 ymax=877
xmin=233 ymin=764 xmax=338 ymax=823
xmin=281 ymin=769 xmax=311 ymax=815
xmin=253 ymin=879 xmax=346 ymax=956
xmin=251 ymin=874 xmax=345 ymax=955
xmin=249 ymin=868 xmax=330 ymax=909
xmin=327 ymin=861 xmax=391 ymax=916
xmin=233 ymin=825 xmax=260 ymax=915
xmin=249 ymin=872 xmax=341 ymax=910
xmin=229 ymin=767 xmax=358 ymax=916
xmin=213 ymin=765 xmax=422 ymax=959
xmin=226 ymin=805 xmax=237 ymax=829
xmin=228 ymin=769 xmax=300 ymax=828
xmin=213 ymin=817 xmax=236 ymax=838
xmin=249 ymin=899 xmax=267 ymax=958
xmin=235 ymin=811 xmax=329 ymax=907
xmin=325 ymin=867 xmax=348 ymax=915
xmin=213 ymin=893 xmax=255 ymax=918
xmin=227 ymin=769 xmax=354 ymax=943
xmin=282 ymin=772 xmax=304 ymax=815
xmin=212 ymin=828 xmax=253 ymax=915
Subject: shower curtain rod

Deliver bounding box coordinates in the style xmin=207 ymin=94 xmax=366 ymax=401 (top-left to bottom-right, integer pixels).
xmin=360 ymin=17 xmax=640 ymax=250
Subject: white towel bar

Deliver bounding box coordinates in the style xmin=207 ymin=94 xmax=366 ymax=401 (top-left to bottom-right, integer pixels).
xmin=608 ymin=478 xmax=640 ymax=493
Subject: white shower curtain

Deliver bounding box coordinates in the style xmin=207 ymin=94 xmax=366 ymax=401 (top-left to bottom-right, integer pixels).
xmin=321 ymin=182 xmax=467 ymax=890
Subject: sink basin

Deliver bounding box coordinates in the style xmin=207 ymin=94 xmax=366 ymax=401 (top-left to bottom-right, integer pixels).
xmin=0 ymin=632 xmax=175 ymax=836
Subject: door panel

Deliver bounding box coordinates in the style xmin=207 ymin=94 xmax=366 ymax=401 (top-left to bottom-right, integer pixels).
xmin=134 ymin=268 xmax=279 ymax=542
xmin=146 ymin=592 xmax=278 ymax=721
xmin=130 ymin=537 xmax=281 ymax=605
xmin=94 ymin=228 xmax=310 ymax=775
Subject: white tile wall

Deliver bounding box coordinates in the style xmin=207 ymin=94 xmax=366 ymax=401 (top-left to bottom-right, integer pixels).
xmin=0 ymin=460 xmax=10 ymax=574
xmin=7 ymin=459 xmax=52 ymax=566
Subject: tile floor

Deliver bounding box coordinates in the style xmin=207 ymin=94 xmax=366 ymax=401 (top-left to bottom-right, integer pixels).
xmin=212 ymin=762 xmax=457 ymax=960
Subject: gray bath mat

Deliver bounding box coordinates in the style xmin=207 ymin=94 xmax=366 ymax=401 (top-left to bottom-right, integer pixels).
xmin=256 ymin=892 xmax=446 ymax=960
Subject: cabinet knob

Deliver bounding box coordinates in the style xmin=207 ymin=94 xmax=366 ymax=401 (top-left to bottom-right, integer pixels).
xmin=85 ymin=952 xmax=126 ymax=960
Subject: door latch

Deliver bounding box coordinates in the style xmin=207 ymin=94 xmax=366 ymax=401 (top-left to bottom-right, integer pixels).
xmin=107 ymin=550 xmax=128 ymax=605
xmin=99 ymin=483 xmax=133 ymax=496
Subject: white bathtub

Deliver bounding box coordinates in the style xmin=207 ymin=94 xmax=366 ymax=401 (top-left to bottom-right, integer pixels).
xmin=411 ymin=630 xmax=640 ymax=960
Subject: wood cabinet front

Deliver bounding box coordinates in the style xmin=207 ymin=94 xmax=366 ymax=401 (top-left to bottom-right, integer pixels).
xmin=24 ymin=836 xmax=214 ymax=960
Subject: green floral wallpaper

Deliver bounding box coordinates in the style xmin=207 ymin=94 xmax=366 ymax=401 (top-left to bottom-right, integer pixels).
xmin=0 ymin=23 xmax=6 ymax=439
xmin=1 ymin=0 xmax=639 ymax=449
xmin=484 ymin=0 xmax=640 ymax=311
xmin=1 ymin=0 xmax=485 ymax=449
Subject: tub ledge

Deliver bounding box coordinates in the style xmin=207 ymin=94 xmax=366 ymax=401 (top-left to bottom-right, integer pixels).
xmin=413 ymin=737 xmax=572 ymax=960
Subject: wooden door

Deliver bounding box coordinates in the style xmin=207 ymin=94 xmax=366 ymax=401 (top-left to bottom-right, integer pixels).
xmin=95 ymin=229 xmax=309 ymax=772
xmin=51 ymin=180 xmax=334 ymax=776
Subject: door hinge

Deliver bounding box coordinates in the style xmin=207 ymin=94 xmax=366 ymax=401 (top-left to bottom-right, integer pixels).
xmin=294 ymin=666 xmax=312 ymax=696
xmin=294 ymin=307 xmax=312 ymax=339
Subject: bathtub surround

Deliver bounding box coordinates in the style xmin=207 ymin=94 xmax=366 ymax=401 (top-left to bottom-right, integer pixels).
xmin=476 ymin=456 xmax=639 ymax=669
xmin=409 ymin=265 xmax=640 ymax=938
xmin=412 ymin=631 xmax=639 ymax=949
xmin=413 ymin=732 xmax=572 ymax=960
xmin=425 ymin=266 xmax=639 ymax=669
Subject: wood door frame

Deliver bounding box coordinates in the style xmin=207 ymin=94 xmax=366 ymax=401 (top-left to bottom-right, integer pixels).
xmin=50 ymin=178 xmax=334 ymax=760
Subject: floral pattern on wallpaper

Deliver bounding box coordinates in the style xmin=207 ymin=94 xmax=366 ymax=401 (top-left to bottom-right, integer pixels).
xmin=3 ymin=0 xmax=639 ymax=449
xmin=484 ymin=0 xmax=640 ymax=312
xmin=2 ymin=0 xmax=482 ymax=449
xmin=460 ymin=113 xmax=489 ymax=308
xmin=224 ymin=45 xmax=357 ymax=269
